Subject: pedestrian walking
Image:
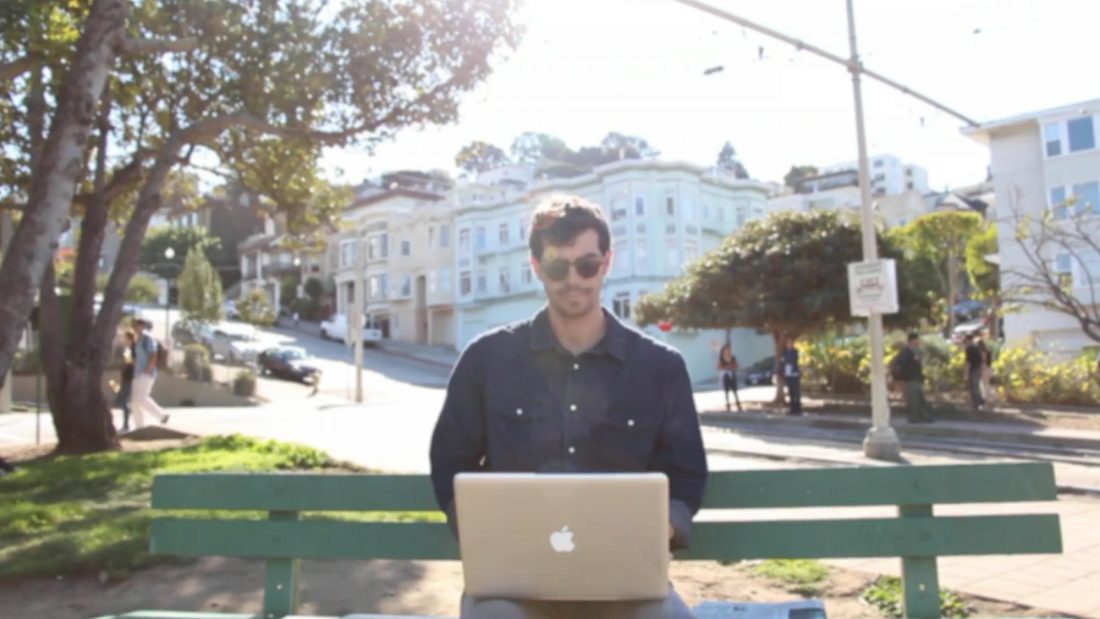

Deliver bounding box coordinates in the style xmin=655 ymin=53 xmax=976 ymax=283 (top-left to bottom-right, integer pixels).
xmin=130 ymin=318 xmax=169 ymax=428
xmin=431 ymin=195 xmax=704 ymax=619
xmin=717 ymin=342 xmax=742 ymax=412
xmin=977 ymin=332 xmax=997 ymax=407
xmin=891 ymin=333 xmax=935 ymax=423
xmin=964 ymin=332 xmax=985 ymax=411
xmin=114 ymin=331 xmax=136 ymax=433
xmin=781 ymin=337 xmax=802 ymax=416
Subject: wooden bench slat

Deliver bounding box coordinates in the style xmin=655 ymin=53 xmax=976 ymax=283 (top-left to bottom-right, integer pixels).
xmin=702 ymin=462 xmax=1057 ymax=508
xmin=90 ymin=613 xmax=260 ymax=618
xmin=151 ymin=519 xmax=461 ymax=561
xmin=676 ymin=514 xmax=1062 ymax=560
xmin=152 ymin=474 xmax=440 ymax=512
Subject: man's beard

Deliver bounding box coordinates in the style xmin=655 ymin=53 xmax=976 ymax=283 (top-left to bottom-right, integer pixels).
xmin=549 ymin=283 xmax=599 ymax=319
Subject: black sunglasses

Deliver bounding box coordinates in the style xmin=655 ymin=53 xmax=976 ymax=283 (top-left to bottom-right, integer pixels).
xmin=540 ymin=255 xmax=605 ymax=281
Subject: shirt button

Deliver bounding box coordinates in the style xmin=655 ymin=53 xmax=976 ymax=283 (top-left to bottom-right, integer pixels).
xmin=516 ymin=408 xmax=523 ymax=416
xmin=573 ymin=363 xmax=580 ymax=370
xmin=627 ymin=419 xmax=635 ymax=427
xmin=568 ymin=446 xmax=576 ymax=454
xmin=569 ymin=404 xmax=577 ymax=412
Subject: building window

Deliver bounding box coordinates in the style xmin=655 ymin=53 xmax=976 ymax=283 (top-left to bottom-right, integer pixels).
xmin=458 ymin=228 xmax=470 ymax=256
xmin=1050 ymin=187 xmax=1068 ymax=220
xmin=1044 ymin=122 xmax=1062 ymax=157
xmin=475 ymin=226 xmax=487 ymax=251
xmin=873 ymin=159 xmax=883 ymax=168
xmin=636 ymin=239 xmax=649 ymax=270
xmin=368 ymin=234 xmax=388 ymax=260
xmin=339 ymin=240 xmax=357 ymax=268
xmin=665 ymin=196 xmax=676 ymax=216
xmin=1054 ymin=253 xmax=1073 ymax=289
xmin=400 ymin=239 xmax=411 ymax=256
xmin=521 ymin=263 xmax=533 ymax=286
xmin=518 ymin=218 xmax=527 ymax=241
xmin=665 ymin=223 xmax=677 ymax=234
xmin=400 ymin=275 xmax=411 ymax=297
xmin=634 ymin=196 xmax=646 ymax=216
xmin=459 ymin=271 xmax=471 ymax=296
xmin=1068 ymin=116 xmax=1096 ymax=153
xmin=1072 ymin=181 xmax=1099 ymax=216
xmin=428 ymin=227 xmax=435 ymax=249
xmin=439 ymin=267 xmax=452 ymax=292
xmin=906 ymin=181 xmax=914 ymax=190
xmin=636 ymin=223 xmax=646 ymax=234
xmin=499 ymin=222 xmax=510 ymax=247
xmin=872 ymin=173 xmax=885 ymax=182
xmin=666 ymin=239 xmax=681 ymax=270
xmin=476 ymin=270 xmax=487 ymax=294
xmin=440 ymin=224 xmax=451 ymax=248
xmin=612 ymin=292 xmax=631 ymax=320
xmin=499 ymin=266 xmax=511 ymax=294
xmin=368 ymin=274 xmax=388 ymax=300
xmin=612 ymin=224 xmax=627 ymax=237
xmin=610 ymin=198 xmax=628 ymax=221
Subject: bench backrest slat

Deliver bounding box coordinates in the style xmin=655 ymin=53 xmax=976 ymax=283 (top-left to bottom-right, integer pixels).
xmin=152 ymin=473 xmax=439 ymax=511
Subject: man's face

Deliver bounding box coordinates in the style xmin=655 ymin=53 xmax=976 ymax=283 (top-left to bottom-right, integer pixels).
xmin=532 ymin=229 xmax=610 ymax=320
xmin=132 ymin=321 xmax=145 ymax=334
xmin=909 ymin=338 xmax=921 ymax=349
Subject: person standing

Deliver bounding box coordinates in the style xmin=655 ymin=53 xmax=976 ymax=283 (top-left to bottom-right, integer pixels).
xmin=131 ymin=319 xmax=169 ymax=427
xmin=717 ymin=342 xmax=742 ymax=412
xmin=430 ymin=195 xmax=706 ymax=619
xmin=115 ymin=331 xmax=137 ymax=433
xmin=977 ymin=332 xmax=996 ymax=407
xmin=893 ymin=333 xmax=934 ymax=423
xmin=964 ymin=333 xmax=985 ymax=411
xmin=781 ymin=337 xmax=802 ymax=416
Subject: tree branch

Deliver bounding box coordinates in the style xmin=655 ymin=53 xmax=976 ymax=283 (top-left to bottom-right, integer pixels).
xmin=0 ymin=55 xmax=38 ymax=82
xmin=116 ymin=37 xmax=199 ymax=57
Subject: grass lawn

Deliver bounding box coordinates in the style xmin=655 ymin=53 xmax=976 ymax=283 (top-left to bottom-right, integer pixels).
xmin=0 ymin=434 xmax=441 ymax=582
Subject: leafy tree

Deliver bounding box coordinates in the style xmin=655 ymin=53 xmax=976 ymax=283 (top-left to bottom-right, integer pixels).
xmin=893 ymin=211 xmax=985 ymax=334
xmin=0 ymin=0 xmax=520 ymax=453
xmin=783 ymin=165 xmax=819 ymax=191
xmin=966 ymin=221 xmax=999 ymax=299
xmin=716 ymin=141 xmax=749 ymax=179
xmin=510 ymin=132 xmax=570 ymax=164
xmin=140 ymin=225 xmax=220 ymax=280
xmin=303 ymin=276 xmax=324 ymax=302
xmin=455 ymin=140 xmax=511 ymax=174
xmin=124 ymin=272 xmax=158 ymax=304
xmin=635 ymin=210 xmax=933 ymax=402
xmin=177 ymin=247 xmax=223 ymax=322
xmin=238 ymin=288 xmax=276 ymax=327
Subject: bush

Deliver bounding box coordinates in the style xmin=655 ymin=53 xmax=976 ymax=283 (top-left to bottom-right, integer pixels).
xmin=182 ymin=344 xmax=212 ymax=383
xmin=238 ymin=289 xmax=277 ymax=327
xmin=800 ymin=332 xmax=966 ymax=395
xmin=862 ymin=576 xmax=969 ymax=619
xmin=292 ymin=296 xmax=319 ymax=321
xmin=233 ymin=369 xmax=257 ymax=397
xmin=993 ymin=347 xmax=1100 ymax=406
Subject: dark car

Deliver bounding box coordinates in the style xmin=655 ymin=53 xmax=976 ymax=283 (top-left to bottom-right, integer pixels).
xmin=257 ymin=346 xmax=321 ymax=384
xmin=742 ymin=356 xmax=776 ymax=386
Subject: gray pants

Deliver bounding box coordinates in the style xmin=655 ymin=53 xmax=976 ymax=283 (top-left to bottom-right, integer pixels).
xmin=460 ymin=585 xmax=694 ymax=619
xmin=967 ymin=368 xmax=985 ymax=409
xmin=904 ymin=380 xmax=933 ymax=420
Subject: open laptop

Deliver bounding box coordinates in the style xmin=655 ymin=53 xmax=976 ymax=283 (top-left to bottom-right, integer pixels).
xmin=454 ymin=472 xmax=670 ymax=601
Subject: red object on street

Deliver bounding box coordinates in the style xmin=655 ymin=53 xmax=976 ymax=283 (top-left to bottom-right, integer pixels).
xmin=657 ymin=321 xmax=673 ymax=333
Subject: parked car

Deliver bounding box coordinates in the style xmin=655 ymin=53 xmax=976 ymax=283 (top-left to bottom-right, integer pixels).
xmin=320 ymin=314 xmax=382 ymax=345
xmin=951 ymin=318 xmax=986 ymax=344
xmin=257 ymin=346 xmax=321 ymax=384
xmin=171 ymin=319 xmax=212 ymax=346
xmin=743 ymin=356 xmax=776 ymax=386
xmin=209 ymin=323 xmax=266 ymax=364
xmin=224 ymin=299 xmax=239 ymax=320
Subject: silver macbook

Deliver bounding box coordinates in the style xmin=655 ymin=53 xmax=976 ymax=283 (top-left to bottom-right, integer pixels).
xmin=454 ymin=472 xmax=670 ymax=601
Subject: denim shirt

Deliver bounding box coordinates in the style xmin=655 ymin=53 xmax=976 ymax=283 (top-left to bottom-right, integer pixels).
xmin=429 ymin=308 xmax=708 ymax=550
xmin=135 ymin=333 xmax=157 ymax=380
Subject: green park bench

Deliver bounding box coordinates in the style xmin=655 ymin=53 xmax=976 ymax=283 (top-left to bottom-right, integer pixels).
xmin=94 ymin=462 xmax=1062 ymax=619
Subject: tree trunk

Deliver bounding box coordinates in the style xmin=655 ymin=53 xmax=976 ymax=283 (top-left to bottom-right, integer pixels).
xmin=772 ymin=330 xmax=787 ymax=405
xmin=0 ymin=0 xmax=129 ymax=388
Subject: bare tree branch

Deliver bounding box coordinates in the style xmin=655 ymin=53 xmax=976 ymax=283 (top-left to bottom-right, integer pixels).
xmin=116 ymin=37 xmax=199 ymax=57
xmin=0 ymin=55 xmax=38 ymax=82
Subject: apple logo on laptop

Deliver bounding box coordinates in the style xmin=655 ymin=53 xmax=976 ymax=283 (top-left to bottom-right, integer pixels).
xmin=549 ymin=526 xmax=575 ymax=553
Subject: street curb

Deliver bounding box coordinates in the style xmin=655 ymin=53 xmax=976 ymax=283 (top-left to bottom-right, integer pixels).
xmin=702 ymin=410 xmax=1100 ymax=453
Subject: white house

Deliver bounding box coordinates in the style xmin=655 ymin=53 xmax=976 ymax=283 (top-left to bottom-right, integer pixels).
xmin=964 ymin=98 xmax=1100 ymax=357
xmin=450 ymin=159 xmax=774 ymax=384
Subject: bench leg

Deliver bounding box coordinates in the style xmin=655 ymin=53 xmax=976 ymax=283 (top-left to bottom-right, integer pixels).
xmin=263 ymin=511 xmax=301 ymax=619
xmin=899 ymin=505 xmax=940 ymax=619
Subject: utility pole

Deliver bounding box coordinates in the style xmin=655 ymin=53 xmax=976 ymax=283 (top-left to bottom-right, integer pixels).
xmin=352 ymin=235 xmax=365 ymax=403
xmin=0 ymin=212 xmax=11 ymax=414
xmin=670 ymin=0 xmax=976 ymax=460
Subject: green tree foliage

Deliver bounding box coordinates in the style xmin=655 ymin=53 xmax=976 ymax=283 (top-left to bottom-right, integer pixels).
xmin=716 ymin=141 xmax=749 ymax=179
xmin=965 ymin=221 xmax=999 ymax=299
xmin=508 ymin=131 xmax=657 ymax=178
xmin=303 ymin=276 xmax=324 ymax=302
xmin=140 ymin=226 xmax=220 ymax=280
xmin=455 ymin=140 xmax=511 ymax=173
xmin=783 ymin=165 xmax=818 ymax=190
xmin=635 ymin=210 xmax=934 ymax=399
xmin=238 ymin=288 xmax=275 ymax=327
xmin=124 ymin=273 xmax=159 ymax=304
xmin=893 ymin=211 xmax=985 ymax=332
xmin=177 ymin=247 xmax=223 ymax=322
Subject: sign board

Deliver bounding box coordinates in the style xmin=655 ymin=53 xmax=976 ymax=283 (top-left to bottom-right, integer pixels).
xmin=848 ymin=259 xmax=899 ymax=316
xmin=157 ymin=279 xmax=169 ymax=306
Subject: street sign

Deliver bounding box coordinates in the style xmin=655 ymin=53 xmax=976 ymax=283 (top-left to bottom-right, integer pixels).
xmin=848 ymin=259 xmax=899 ymax=316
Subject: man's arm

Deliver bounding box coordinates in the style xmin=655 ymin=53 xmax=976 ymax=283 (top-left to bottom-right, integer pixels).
xmin=653 ymin=353 xmax=708 ymax=550
xmin=142 ymin=337 xmax=157 ymax=375
xmin=429 ymin=341 xmax=488 ymax=537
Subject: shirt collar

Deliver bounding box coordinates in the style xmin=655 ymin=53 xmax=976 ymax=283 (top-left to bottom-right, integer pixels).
xmin=529 ymin=306 xmax=629 ymax=362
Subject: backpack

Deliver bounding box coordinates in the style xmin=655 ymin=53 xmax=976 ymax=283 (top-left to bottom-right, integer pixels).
xmin=155 ymin=340 xmax=169 ymax=370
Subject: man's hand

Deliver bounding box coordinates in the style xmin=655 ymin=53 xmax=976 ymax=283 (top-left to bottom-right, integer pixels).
xmin=669 ymin=522 xmax=675 ymax=540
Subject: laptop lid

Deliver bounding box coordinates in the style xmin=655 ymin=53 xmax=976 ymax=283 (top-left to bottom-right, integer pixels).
xmin=454 ymin=472 xmax=670 ymax=601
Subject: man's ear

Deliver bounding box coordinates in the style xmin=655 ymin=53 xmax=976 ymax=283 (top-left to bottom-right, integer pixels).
xmin=530 ymin=255 xmax=544 ymax=282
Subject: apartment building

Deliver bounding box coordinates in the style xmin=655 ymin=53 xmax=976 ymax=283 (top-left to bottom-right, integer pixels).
xmin=450 ymin=159 xmax=773 ymax=384
xmin=964 ymin=98 xmax=1100 ymax=356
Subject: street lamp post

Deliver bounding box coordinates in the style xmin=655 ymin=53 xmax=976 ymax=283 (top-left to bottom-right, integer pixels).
xmin=164 ymin=247 xmax=176 ymax=340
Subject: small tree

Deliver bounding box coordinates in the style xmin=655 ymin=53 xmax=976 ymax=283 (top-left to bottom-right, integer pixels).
xmin=716 ymin=141 xmax=749 ymax=179
xmin=455 ymin=140 xmax=511 ymax=173
xmin=125 ymin=273 xmax=160 ymax=304
xmin=238 ymin=289 xmax=276 ymax=327
xmin=177 ymin=247 xmax=224 ymax=322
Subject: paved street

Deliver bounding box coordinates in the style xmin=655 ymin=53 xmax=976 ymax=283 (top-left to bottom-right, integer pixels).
xmin=3 ymin=326 xmax=1100 ymax=617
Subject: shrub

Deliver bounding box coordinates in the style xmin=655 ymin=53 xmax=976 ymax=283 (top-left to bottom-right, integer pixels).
xmin=182 ymin=344 xmax=212 ymax=383
xmin=862 ymin=576 xmax=969 ymax=619
xmin=238 ymin=289 xmax=277 ymax=327
xmin=233 ymin=369 xmax=257 ymax=397
xmin=993 ymin=347 xmax=1100 ymax=406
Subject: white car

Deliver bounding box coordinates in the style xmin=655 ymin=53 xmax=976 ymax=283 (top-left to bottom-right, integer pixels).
xmin=320 ymin=314 xmax=382 ymax=345
xmin=209 ymin=323 xmax=267 ymax=364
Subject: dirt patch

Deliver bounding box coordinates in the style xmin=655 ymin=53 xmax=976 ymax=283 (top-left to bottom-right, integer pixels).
xmin=0 ymin=557 xmax=1067 ymax=619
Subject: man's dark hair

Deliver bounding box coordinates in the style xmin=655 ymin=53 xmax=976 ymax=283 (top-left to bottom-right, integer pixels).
xmin=528 ymin=194 xmax=610 ymax=261
xmin=907 ymin=332 xmax=920 ymax=342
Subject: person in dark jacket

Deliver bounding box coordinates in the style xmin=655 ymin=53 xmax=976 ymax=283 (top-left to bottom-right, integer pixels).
xmin=717 ymin=342 xmax=742 ymax=412
xmin=964 ymin=333 xmax=985 ymax=411
xmin=115 ymin=331 xmax=136 ymax=432
xmin=781 ymin=337 xmax=802 ymax=416
xmin=893 ymin=333 xmax=934 ymax=423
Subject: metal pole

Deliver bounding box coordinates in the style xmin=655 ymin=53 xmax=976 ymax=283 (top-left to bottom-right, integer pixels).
xmin=354 ymin=240 xmax=365 ymax=404
xmin=845 ymin=0 xmax=900 ymax=460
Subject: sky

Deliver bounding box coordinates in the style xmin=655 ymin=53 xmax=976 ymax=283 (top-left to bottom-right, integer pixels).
xmin=321 ymin=0 xmax=1100 ymax=191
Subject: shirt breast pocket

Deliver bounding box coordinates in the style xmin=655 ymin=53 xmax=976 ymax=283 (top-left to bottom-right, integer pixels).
xmin=485 ymin=388 xmax=541 ymax=469
xmin=591 ymin=413 xmax=660 ymax=471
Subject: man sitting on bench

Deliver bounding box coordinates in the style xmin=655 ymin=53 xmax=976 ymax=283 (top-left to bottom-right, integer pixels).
xmin=430 ymin=195 xmax=708 ymax=619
